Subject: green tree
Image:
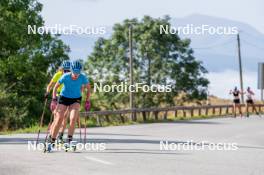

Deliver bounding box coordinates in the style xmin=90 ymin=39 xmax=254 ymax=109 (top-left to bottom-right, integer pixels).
xmin=0 ymin=0 xmax=69 ymax=130
xmin=85 ymin=16 xmax=209 ymax=110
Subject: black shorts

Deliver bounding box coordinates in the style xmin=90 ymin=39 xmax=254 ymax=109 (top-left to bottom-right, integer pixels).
xmin=233 ymin=99 xmax=240 ymax=104
xmin=246 ymin=99 xmax=254 ymax=104
xmin=58 ymin=96 xmax=82 ymax=106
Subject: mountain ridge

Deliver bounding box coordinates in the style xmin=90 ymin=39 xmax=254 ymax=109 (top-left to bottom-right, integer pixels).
xmin=59 ymin=14 xmax=264 ymax=72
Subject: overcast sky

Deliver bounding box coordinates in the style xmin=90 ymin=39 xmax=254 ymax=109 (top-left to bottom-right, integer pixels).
xmin=39 ymin=0 xmax=264 ymax=33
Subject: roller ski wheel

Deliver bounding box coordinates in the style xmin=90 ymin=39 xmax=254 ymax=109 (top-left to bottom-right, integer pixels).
xmin=58 ymin=138 xmax=64 ymax=144
xmin=64 ymin=143 xmax=69 ymax=152
xmin=57 ymin=139 xmax=65 ymax=148
xmin=64 ymin=143 xmax=77 ymax=152
xmin=72 ymin=145 xmax=77 ymax=152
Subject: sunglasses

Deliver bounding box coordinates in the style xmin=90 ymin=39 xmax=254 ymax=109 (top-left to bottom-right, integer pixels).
xmin=72 ymin=72 xmax=80 ymax=76
xmin=64 ymin=70 xmax=71 ymax=73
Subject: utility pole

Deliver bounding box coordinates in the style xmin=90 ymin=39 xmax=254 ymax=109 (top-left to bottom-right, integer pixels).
xmin=237 ymin=33 xmax=244 ymax=104
xmin=128 ymin=24 xmax=135 ymax=121
xmin=258 ymin=63 xmax=264 ymax=103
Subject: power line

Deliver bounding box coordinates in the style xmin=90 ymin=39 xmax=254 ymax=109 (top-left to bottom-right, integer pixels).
xmin=192 ymin=37 xmax=236 ymax=50
xmin=191 ymin=34 xmax=264 ymax=50
xmin=240 ymin=38 xmax=264 ymax=50
xmin=240 ymin=30 xmax=264 ymax=41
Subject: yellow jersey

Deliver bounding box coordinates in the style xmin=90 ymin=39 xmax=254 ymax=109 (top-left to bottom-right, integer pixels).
xmin=51 ymin=71 xmax=63 ymax=96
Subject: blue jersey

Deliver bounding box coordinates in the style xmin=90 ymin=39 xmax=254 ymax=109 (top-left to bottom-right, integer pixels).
xmin=58 ymin=73 xmax=89 ymax=98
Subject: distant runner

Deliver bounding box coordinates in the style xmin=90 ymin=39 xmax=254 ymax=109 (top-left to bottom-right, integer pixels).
xmin=229 ymin=87 xmax=243 ymax=117
xmin=245 ymin=87 xmax=260 ymax=117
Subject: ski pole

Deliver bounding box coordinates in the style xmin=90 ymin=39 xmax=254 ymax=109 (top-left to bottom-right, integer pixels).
xmin=36 ymin=98 xmax=48 ymax=145
xmin=78 ymin=115 xmax=82 ymax=143
xmin=44 ymin=113 xmax=54 ymax=143
xmin=84 ymin=113 xmax=87 ymax=144
xmin=84 ymin=100 xmax=90 ymax=144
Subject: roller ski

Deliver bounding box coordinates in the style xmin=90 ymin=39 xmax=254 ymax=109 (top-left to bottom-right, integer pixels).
xmin=57 ymin=132 xmax=65 ymax=147
xmin=43 ymin=136 xmax=55 ymax=153
xmin=256 ymin=112 xmax=262 ymax=118
xmin=63 ymin=141 xmax=77 ymax=152
xmin=246 ymin=113 xmax=249 ymax=118
xmin=43 ymin=142 xmax=53 ymax=153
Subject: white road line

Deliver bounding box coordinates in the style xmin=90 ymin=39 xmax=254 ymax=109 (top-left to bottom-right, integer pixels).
xmin=84 ymin=156 xmax=114 ymax=165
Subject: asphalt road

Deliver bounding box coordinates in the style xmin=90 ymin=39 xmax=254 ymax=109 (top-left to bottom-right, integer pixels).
xmin=0 ymin=116 xmax=264 ymax=175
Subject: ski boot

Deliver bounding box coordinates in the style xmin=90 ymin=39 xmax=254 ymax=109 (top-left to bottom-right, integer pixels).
xmin=43 ymin=142 xmax=53 ymax=153
xmin=43 ymin=136 xmax=55 ymax=153
xmin=57 ymin=133 xmax=64 ymax=146
xmin=57 ymin=138 xmax=64 ymax=148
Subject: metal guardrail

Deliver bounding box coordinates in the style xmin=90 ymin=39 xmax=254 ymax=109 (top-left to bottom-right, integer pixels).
xmin=80 ymin=104 xmax=264 ymax=126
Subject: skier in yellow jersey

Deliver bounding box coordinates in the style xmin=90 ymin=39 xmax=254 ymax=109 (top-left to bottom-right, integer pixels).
xmin=45 ymin=60 xmax=71 ymax=143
